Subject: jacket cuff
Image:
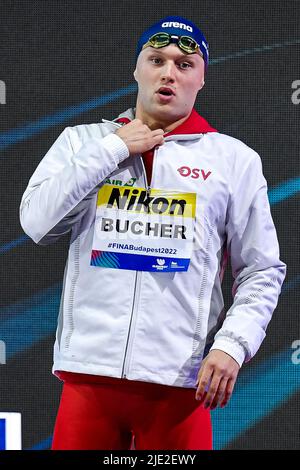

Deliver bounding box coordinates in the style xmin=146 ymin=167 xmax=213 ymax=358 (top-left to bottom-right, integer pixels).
xmin=210 ymin=337 xmax=246 ymax=367
xmin=100 ymin=133 xmax=130 ymax=165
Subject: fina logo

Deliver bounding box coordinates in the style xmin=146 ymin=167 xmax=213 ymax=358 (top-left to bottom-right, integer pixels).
xmin=157 ymin=258 xmax=165 ymax=266
xmin=161 ymin=21 xmax=193 ymax=32
xmin=152 ymin=258 xmax=168 ymax=270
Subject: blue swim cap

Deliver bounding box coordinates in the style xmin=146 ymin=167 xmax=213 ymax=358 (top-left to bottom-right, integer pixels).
xmin=135 ymin=16 xmax=209 ymax=70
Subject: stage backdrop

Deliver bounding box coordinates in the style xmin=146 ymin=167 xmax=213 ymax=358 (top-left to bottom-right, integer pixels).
xmin=0 ymin=0 xmax=299 ymax=450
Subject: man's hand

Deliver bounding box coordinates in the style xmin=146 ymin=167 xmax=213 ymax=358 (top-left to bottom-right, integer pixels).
xmin=115 ymin=119 xmax=164 ymax=156
xmin=195 ymin=349 xmax=240 ymax=409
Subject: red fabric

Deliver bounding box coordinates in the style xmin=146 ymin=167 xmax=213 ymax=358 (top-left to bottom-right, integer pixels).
xmin=164 ymin=108 xmax=217 ymax=136
xmin=115 ymin=117 xmax=131 ymax=125
xmin=52 ymin=376 xmax=212 ymax=450
xmin=142 ymin=148 xmax=155 ymax=187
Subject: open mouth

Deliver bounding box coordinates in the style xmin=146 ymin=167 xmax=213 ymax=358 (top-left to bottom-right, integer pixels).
xmin=159 ymin=90 xmax=173 ymax=96
xmin=157 ymin=87 xmax=175 ymax=97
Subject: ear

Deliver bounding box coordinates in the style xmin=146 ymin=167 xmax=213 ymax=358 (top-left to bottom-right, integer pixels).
xmin=198 ymin=79 xmax=205 ymax=91
xmin=133 ymin=69 xmax=138 ymax=81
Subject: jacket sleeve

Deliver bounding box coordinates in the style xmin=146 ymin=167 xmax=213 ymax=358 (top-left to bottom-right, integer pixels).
xmin=210 ymin=150 xmax=286 ymax=367
xmin=19 ymin=126 xmax=129 ymax=245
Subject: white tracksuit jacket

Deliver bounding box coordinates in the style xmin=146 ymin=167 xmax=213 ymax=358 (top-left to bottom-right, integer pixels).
xmin=20 ymin=107 xmax=286 ymax=388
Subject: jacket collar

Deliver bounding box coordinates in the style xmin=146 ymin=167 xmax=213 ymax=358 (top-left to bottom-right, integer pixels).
xmin=164 ymin=108 xmax=217 ymax=136
xmin=102 ymin=107 xmax=217 ymax=139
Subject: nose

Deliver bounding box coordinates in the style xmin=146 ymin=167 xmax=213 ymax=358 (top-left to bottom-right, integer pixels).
xmin=160 ymin=61 xmax=176 ymax=83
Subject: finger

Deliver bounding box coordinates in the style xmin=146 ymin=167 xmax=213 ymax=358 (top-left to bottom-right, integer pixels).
xmin=195 ymin=367 xmax=213 ymax=401
xmin=195 ymin=364 xmax=203 ymax=388
xmin=202 ymin=374 xmax=222 ymax=409
xmin=151 ymin=128 xmax=165 ymax=137
xmin=220 ymin=378 xmax=236 ymax=408
xmin=209 ymin=377 xmax=227 ymax=410
xmin=153 ymin=134 xmax=165 ymax=146
xmin=196 ymin=390 xmax=207 ymax=405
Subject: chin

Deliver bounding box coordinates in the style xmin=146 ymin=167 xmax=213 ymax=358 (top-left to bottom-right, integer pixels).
xmin=153 ymin=104 xmax=178 ymax=114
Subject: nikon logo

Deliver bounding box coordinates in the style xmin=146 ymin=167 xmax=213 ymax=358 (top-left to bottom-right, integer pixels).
xmin=107 ymin=188 xmax=186 ymax=216
xmin=161 ymin=22 xmax=193 ymax=33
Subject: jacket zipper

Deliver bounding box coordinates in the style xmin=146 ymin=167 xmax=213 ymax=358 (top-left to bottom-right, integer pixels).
xmin=121 ymin=148 xmax=157 ymax=378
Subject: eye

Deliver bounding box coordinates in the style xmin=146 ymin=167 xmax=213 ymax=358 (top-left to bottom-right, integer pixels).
xmin=178 ymin=62 xmax=192 ymax=70
xmin=150 ymin=57 xmax=162 ymax=64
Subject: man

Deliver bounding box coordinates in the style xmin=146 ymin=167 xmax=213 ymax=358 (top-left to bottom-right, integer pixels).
xmin=20 ymin=16 xmax=286 ymax=450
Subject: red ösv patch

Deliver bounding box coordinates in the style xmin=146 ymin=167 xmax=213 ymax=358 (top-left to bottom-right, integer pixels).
xmin=177 ymin=166 xmax=211 ymax=180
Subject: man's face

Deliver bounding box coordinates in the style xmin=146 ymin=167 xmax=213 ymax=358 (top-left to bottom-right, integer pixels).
xmin=133 ymin=44 xmax=205 ymax=125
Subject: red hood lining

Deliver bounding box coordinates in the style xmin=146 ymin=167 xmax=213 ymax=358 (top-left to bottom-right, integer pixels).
xmin=115 ymin=108 xmax=217 ymax=136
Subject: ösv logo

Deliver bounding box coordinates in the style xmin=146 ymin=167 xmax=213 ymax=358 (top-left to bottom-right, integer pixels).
xmin=177 ymin=166 xmax=211 ymax=181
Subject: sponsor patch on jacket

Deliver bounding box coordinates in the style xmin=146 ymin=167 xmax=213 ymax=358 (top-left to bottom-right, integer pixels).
xmin=104 ymin=177 xmax=137 ymax=187
xmin=90 ymin=184 xmax=196 ymax=272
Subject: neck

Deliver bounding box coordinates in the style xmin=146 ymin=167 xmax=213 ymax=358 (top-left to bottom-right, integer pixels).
xmin=135 ymin=104 xmax=191 ymax=133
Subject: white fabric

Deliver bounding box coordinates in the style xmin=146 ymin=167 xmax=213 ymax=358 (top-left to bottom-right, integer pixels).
xmin=20 ymin=108 xmax=286 ymax=388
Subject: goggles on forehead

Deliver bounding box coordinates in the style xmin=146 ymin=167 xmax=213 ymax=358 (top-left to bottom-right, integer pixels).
xmin=142 ymin=32 xmax=203 ymax=56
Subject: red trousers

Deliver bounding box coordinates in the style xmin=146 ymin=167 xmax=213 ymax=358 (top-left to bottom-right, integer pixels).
xmin=52 ymin=374 xmax=212 ymax=450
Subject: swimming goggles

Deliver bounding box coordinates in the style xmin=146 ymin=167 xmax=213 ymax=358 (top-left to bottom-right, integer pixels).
xmin=142 ymin=32 xmax=203 ymax=56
